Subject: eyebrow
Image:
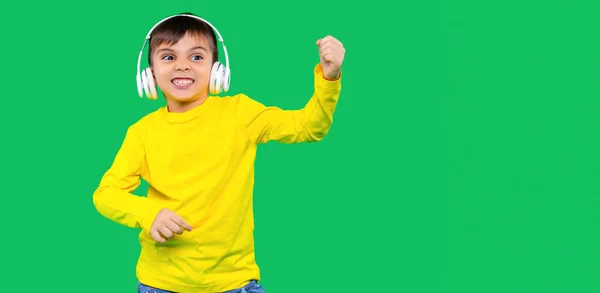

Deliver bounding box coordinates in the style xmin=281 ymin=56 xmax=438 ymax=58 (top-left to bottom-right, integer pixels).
xmin=156 ymin=46 xmax=207 ymax=54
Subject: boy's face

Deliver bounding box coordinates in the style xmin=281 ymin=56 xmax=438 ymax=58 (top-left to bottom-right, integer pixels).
xmin=151 ymin=32 xmax=214 ymax=110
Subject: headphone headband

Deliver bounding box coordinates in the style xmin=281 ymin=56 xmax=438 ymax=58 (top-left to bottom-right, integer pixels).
xmin=144 ymin=14 xmax=225 ymax=43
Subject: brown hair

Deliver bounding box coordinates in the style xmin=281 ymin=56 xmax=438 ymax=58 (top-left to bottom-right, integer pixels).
xmin=148 ymin=12 xmax=218 ymax=66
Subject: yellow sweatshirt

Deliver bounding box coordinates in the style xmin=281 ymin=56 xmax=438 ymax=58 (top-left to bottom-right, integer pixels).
xmin=92 ymin=64 xmax=342 ymax=293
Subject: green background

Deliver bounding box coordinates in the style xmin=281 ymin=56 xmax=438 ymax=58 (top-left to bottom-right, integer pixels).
xmin=1 ymin=0 xmax=600 ymax=292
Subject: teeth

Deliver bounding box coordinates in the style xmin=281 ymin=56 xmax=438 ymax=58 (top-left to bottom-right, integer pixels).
xmin=173 ymin=79 xmax=193 ymax=86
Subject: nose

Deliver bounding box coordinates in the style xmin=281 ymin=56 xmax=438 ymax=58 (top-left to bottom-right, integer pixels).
xmin=175 ymin=61 xmax=190 ymax=72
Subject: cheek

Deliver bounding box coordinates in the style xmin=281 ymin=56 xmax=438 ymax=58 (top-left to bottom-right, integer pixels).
xmin=153 ymin=68 xmax=170 ymax=82
xmin=195 ymin=66 xmax=213 ymax=80
xmin=196 ymin=63 xmax=212 ymax=72
xmin=153 ymin=67 xmax=164 ymax=77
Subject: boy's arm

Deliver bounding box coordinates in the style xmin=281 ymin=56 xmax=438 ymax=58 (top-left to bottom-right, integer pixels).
xmin=92 ymin=123 xmax=163 ymax=231
xmin=240 ymin=35 xmax=346 ymax=144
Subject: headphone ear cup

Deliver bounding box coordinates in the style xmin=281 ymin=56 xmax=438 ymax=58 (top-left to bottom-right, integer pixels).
xmin=209 ymin=62 xmax=222 ymax=94
xmin=145 ymin=67 xmax=158 ymax=99
xmin=141 ymin=68 xmax=151 ymax=98
xmin=136 ymin=72 xmax=144 ymax=98
xmin=214 ymin=64 xmax=224 ymax=94
xmin=223 ymin=66 xmax=230 ymax=92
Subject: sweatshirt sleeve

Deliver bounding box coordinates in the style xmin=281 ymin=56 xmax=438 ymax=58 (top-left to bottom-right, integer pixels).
xmin=92 ymin=122 xmax=164 ymax=232
xmin=238 ymin=63 xmax=342 ymax=144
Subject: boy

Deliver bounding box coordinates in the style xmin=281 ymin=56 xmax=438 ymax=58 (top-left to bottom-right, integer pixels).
xmin=92 ymin=12 xmax=345 ymax=293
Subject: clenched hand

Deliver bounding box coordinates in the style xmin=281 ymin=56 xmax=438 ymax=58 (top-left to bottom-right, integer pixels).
xmin=149 ymin=208 xmax=193 ymax=243
xmin=316 ymin=35 xmax=346 ymax=80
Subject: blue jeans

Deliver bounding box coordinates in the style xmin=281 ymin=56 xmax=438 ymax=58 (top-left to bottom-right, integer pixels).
xmin=137 ymin=280 xmax=266 ymax=293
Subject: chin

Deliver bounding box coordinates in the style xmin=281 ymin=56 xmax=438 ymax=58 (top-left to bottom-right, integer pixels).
xmin=164 ymin=87 xmax=198 ymax=101
xmin=169 ymin=95 xmax=200 ymax=103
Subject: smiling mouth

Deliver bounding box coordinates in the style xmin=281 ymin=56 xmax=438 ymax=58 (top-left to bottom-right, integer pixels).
xmin=172 ymin=78 xmax=194 ymax=89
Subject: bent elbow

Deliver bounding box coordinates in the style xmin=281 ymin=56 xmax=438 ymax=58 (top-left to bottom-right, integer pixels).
xmin=307 ymin=124 xmax=333 ymax=142
xmin=92 ymin=186 xmax=107 ymax=211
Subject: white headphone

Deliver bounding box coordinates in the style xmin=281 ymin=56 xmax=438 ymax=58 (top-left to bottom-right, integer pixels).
xmin=136 ymin=14 xmax=231 ymax=99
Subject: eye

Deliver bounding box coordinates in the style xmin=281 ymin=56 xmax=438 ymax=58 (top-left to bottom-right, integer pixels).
xmin=161 ymin=55 xmax=174 ymax=61
xmin=191 ymin=55 xmax=203 ymax=61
